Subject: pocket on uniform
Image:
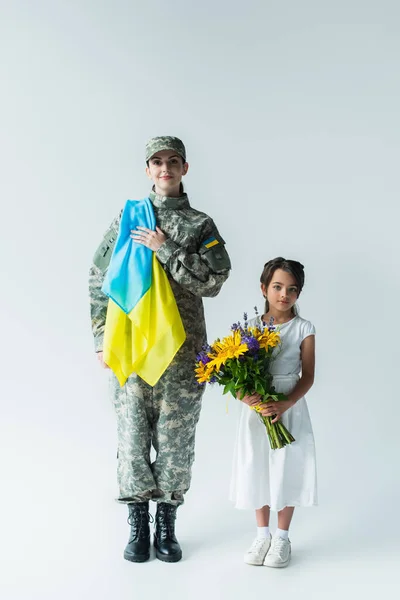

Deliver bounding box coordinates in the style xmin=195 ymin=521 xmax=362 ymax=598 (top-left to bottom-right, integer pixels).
xmin=93 ymin=227 xmax=118 ymax=272
xmin=199 ymin=237 xmax=231 ymax=272
xmin=93 ymin=243 xmax=110 ymax=272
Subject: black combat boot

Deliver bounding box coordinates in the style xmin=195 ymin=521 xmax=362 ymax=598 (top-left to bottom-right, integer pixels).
xmin=154 ymin=503 xmax=182 ymax=562
xmin=124 ymin=502 xmax=151 ymax=562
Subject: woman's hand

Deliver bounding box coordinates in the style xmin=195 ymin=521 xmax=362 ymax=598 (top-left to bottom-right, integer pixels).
xmin=130 ymin=226 xmax=167 ymax=251
xmin=239 ymin=392 xmax=261 ymax=407
xmin=97 ymin=351 xmax=109 ymax=369
xmin=258 ymin=398 xmax=295 ymax=423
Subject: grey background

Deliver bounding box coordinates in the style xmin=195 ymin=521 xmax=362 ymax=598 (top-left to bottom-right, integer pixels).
xmin=1 ymin=0 xmax=399 ymax=598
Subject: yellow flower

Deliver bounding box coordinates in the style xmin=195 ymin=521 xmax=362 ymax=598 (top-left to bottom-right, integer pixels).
xmin=249 ymin=326 xmax=281 ymax=350
xmin=207 ymin=330 xmax=248 ymax=370
xmin=260 ymin=331 xmax=280 ymax=350
xmin=195 ymin=361 xmax=214 ymax=384
xmin=248 ymin=326 xmax=262 ymax=337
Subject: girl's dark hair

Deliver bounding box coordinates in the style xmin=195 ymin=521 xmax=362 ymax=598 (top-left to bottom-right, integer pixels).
xmin=260 ymin=257 xmax=305 ymax=314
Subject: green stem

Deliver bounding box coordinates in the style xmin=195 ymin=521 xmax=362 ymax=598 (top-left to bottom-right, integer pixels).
xmin=256 ymin=407 xmax=295 ymax=449
xmin=264 ymin=416 xmax=278 ymax=450
xmin=277 ymin=421 xmax=295 ymax=444
xmin=263 ymin=416 xmax=275 ymax=450
xmin=269 ymin=418 xmax=283 ymax=449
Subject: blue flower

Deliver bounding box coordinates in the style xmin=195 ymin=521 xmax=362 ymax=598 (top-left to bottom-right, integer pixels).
xmin=232 ymin=321 xmax=245 ymax=335
xmin=196 ymin=350 xmax=211 ymax=364
xmin=242 ymin=335 xmax=260 ymax=354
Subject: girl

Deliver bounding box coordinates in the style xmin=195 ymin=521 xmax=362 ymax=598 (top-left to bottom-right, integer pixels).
xmin=230 ymin=257 xmax=317 ymax=568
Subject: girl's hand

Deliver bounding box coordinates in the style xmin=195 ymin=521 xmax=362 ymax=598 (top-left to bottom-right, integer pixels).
xmin=258 ymin=399 xmax=295 ymax=423
xmin=239 ymin=392 xmax=261 ymax=407
xmin=130 ymin=226 xmax=167 ymax=251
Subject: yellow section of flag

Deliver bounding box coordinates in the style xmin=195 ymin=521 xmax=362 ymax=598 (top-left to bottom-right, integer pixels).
xmin=103 ymin=254 xmax=186 ymax=387
xmin=204 ymin=238 xmax=219 ymax=249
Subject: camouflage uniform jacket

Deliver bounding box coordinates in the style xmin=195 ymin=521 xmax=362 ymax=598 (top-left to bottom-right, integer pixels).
xmin=89 ymin=190 xmax=231 ymax=365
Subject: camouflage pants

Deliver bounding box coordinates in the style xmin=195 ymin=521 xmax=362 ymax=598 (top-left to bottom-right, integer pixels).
xmin=109 ymin=362 xmax=204 ymax=506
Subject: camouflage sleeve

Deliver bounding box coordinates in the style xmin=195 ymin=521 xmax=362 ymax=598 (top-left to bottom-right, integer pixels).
xmin=88 ymin=213 xmax=121 ymax=352
xmin=155 ymin=219 xmax=231 ymax=298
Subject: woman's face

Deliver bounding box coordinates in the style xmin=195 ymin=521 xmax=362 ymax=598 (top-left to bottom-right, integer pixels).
xmin=146 ymin=150 xmax=188 ymax=196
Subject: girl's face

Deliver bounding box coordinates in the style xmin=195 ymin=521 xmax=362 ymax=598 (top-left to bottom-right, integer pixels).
xmin=261 ymin=268 xmax=299 ymax=314
xmin=146 ymin=150 xmax=188 ymax=196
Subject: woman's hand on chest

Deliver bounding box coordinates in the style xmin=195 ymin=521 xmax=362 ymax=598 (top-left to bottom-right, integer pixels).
xmin=130 ymin=226 xmax=167 ymax=251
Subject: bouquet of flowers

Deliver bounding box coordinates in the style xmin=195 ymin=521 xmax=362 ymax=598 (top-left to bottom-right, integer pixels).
xmin=195 ymin=311 xmax=295 ymax=449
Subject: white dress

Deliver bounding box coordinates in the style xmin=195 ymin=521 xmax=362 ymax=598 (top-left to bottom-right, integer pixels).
xmin=230 ymin=315 xmax=317 ymax=512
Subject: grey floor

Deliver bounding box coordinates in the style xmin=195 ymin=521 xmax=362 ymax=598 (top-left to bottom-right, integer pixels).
xmin=2 ymin=392 xmax=399 ymax=600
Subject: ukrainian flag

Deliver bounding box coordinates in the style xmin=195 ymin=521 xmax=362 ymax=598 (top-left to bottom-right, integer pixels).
xmin=101 ymin=198 xmax=186 ymax=387
xmin=203 ymin=236 xmax=219 ymax=249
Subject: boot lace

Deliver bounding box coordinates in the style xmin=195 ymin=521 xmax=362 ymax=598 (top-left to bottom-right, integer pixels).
xmin=127 ymin=505 xmax=153 ymax=540
xmin=157 ymin=505 xmax=176 ymax=537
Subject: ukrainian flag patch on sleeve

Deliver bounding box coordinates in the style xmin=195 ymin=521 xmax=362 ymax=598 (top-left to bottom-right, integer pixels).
xmin=203 ymin=237 xmax=219 ymax=249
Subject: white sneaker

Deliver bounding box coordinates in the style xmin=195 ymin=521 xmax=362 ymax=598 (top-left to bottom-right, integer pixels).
xmin=263 ymin=536 xmax=291 ymax=568
xmin=244 ymin=535 xmax=272 ymax=565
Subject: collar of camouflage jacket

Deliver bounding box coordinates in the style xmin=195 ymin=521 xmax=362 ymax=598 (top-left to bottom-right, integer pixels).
xmin=149 ymin=189 xmax=190 ymax=210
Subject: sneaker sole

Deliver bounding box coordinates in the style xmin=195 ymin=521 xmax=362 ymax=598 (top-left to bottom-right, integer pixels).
xmin=244 ymin=559 xmax=265 ymax=566
xmin=264 ymin=554 xmax=291 ymax=568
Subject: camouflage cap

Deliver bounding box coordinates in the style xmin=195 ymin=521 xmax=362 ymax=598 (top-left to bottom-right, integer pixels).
xmin=145 ymin=136 xmax=186 ymax=162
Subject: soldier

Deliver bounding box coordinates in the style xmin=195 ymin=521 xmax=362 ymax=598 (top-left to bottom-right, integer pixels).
xmin=89 ymin=136 xmax=231 ymax=563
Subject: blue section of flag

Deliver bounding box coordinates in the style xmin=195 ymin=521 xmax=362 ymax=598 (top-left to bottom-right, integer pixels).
xmin=102 ymin=198 xmax=155 ymax=314
xmin=203 ymin=236 xmax=219 ymax=248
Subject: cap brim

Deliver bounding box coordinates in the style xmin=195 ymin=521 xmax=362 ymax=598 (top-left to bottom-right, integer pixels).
xmin=146 ymin=147 xmax=186 ymax=161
